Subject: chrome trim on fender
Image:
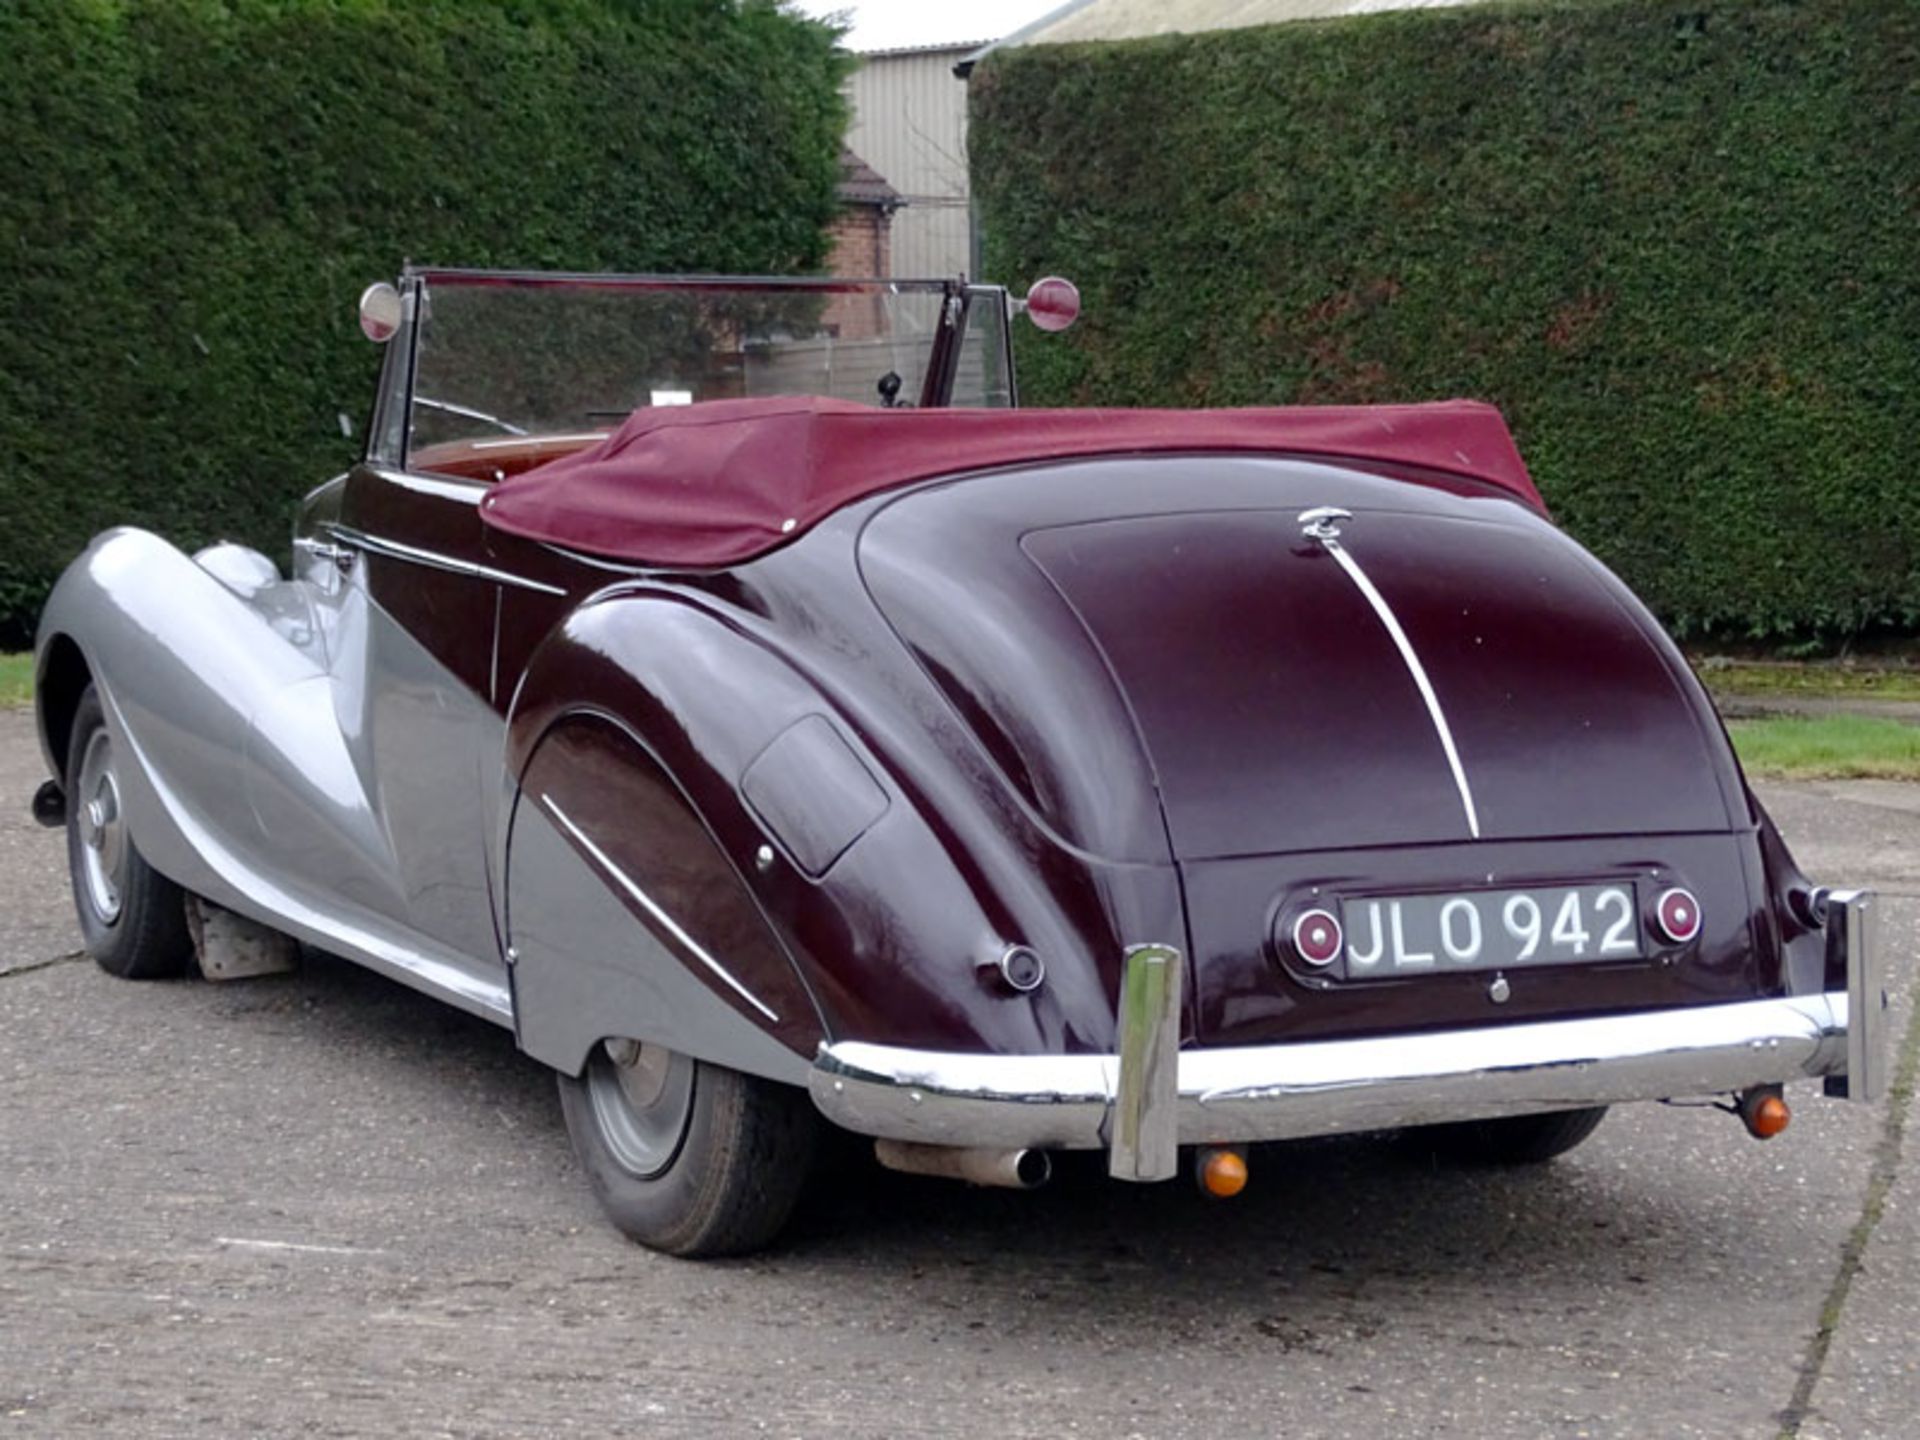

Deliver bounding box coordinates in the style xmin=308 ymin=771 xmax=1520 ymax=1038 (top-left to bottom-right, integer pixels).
xmin=330 ymin=523 xmax=567 ymax=596
xmin=538 ymin=793 xmax=780 ymax=1023
xmin=810 ymin=994 xmax=1851 ymax=1153
xmin=1110 ymin=944 xmax=1182 ymax=1182
xmin=1302 ymin=509 xmax=1481 ymax=840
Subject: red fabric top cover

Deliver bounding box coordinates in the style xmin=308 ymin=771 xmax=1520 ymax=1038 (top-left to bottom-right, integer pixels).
xmin=478 ymin=396 xmax=1541 ymax=568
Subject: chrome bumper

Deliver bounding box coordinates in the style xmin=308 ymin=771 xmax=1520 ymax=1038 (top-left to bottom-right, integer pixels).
xmin=809 ymin=892 xmax=1886 ymax=1183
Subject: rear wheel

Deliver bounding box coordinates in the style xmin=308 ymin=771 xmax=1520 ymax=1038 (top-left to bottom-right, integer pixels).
xmin=1400 ymin=1106 xmax=1608 ymax=1165
xmin=557 ymin=1039 xmax=819 ymax=1258
xmin=64 ymin=686 xmax=192 ymax=979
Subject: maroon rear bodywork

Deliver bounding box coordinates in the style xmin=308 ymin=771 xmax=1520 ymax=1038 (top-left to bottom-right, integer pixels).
xmin=329 ymin=428 xmax=1830 ymax=1069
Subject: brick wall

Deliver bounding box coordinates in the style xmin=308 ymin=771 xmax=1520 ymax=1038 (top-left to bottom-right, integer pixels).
xmin=823 ymin=208 xmax=893 ymax=340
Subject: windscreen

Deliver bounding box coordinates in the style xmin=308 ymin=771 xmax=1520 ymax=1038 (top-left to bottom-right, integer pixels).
xmin=405 ymin=277 xmax=1008 ymax=459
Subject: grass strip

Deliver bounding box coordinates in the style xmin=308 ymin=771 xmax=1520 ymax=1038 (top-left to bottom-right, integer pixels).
xmin=1702 ymin=664 xmax=1920 ymax=704
xmin=1729 ymin=716 xmax=1920 ymax=781
xmin=0 ymin=653 xmax=30 ymax=709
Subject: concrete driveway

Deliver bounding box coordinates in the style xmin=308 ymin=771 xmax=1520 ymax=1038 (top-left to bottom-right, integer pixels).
xmin=2 ymin=705 xmax=1915 ymax=1438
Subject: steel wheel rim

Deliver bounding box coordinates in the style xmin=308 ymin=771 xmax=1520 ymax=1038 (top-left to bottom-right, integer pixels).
xmin=587 ymin=1040 xmax=694 ymax=1180
xmin=74 ymin=727 xmax=128 ymax=926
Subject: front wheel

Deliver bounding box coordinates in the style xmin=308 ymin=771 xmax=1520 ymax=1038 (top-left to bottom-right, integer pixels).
xmin=557 ymin=1039 xmax=819 ymax=1258
xmin=1399 ymin=1106 xmax=1608 ymax=1165
xmin=64 ymin=685 xmax=193 ymax=979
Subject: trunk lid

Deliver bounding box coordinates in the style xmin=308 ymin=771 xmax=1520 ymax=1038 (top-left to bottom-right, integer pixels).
xmin=1019 ymin=506 xmax=1737 ymax=857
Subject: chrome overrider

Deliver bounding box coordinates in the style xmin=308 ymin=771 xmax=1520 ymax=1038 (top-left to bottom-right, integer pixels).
xmin=809 ymin=893 xmax=1887 ymax=1178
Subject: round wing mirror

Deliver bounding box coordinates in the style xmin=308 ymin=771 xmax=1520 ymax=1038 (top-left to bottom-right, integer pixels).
xmin=357 ymin=282 xmax=403 ymax=343
xmin=1020 ymin=276 xmax=1080 ymax=333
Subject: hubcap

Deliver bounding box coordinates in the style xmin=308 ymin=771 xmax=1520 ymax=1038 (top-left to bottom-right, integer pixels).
xmin=74 ymin=728 xmax=127 ymax=925
xmin=586 ymin=1039 xmax=695 ymax=1179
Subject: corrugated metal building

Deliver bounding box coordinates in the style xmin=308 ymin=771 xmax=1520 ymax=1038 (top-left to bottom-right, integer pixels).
xmin=844 ymin=43 xmax=979 ymax=280
xmin=837 ymin=4 xmax=1486 ymax=282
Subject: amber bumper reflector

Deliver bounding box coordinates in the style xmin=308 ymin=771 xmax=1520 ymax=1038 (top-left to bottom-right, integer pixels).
xmin=1199 ymin=1147 xmax=1248 ymax=1198
xmin=1747 ymin=1093 xmax=1791 ymax=1139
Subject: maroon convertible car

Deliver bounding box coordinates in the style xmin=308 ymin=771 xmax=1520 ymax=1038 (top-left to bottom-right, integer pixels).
xmin=31 ymin=268 xmax=1886 ymax=1255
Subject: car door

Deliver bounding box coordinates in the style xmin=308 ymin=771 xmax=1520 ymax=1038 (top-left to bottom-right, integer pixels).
xmin=316 ymin=458 xmax=510 ymax=969
xmin=287 ymin=284 xmax=515 ymax=974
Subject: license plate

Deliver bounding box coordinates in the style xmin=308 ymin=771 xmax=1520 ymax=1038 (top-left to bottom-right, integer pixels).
xmin=1336 ymin=883 xmax=1642 ymax=979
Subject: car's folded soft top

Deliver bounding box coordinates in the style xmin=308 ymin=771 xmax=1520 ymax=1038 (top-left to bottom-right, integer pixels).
xmin=477 ymin=395 xmax=1542 ymax=568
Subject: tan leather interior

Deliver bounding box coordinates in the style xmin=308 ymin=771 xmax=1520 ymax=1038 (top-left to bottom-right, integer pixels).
xmin=410 ymin=432 xmax=610 ymax=483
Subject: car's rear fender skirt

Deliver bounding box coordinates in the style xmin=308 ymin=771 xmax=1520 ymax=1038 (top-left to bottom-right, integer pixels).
xmin=506 ymin=714 xmax=822 ymax=1083
xmin=506 ymin=591 xmax=1161 ymax=1071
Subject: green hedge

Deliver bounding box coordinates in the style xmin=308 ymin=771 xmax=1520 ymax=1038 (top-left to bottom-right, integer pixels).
xmin=0 ymin=0 xmax=847 ymax=647
xmin=972 ymin=0 xmax=1920 ymax=640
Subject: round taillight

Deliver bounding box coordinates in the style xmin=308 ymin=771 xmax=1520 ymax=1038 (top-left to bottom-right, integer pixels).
xmin=1022 ymin=275 xmax=1080 ymax=333
xmin=1292 ymin=908 xmax=1343 ymax=967
xmin=1655 ymin=887 xmax=1702 ymax=944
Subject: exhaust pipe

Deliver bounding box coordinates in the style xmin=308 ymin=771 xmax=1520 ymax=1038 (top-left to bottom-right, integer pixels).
xmin=874 ymin=1139 xmax=1052 ymax=1190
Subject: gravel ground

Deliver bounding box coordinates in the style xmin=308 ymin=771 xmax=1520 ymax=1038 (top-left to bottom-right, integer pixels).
xmin=2 ymin=705 xmax=1915 ymax=1439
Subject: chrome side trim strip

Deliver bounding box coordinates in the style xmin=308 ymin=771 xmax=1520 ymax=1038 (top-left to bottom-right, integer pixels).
xmin=1109 ymin=943 xmax=1182 ymax=1182
xmin=330 ymin=523 xmax=567 ymax=596
xmin=1310 ymin=525 xmax=1481 ymax=840
xmin=369 ymin=467 xmax=489 ymax=504
xmin=810 ymin=994 xmax=1849 ymax=1152
xmin=539 ymin=793 xmax=780 ymax=1023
